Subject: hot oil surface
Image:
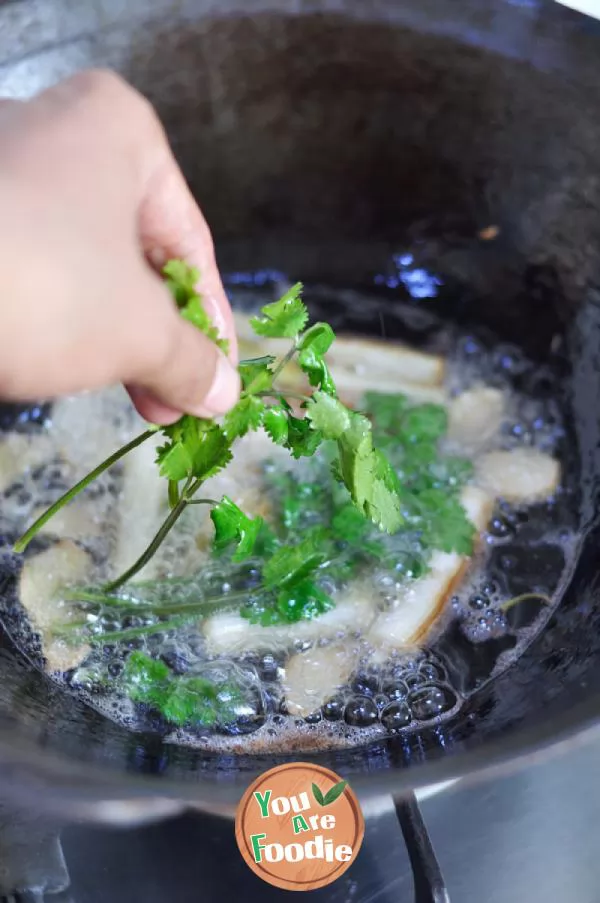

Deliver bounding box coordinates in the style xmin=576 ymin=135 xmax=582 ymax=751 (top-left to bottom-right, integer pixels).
xmin=0 ymin=279 xmax=579 ymax=754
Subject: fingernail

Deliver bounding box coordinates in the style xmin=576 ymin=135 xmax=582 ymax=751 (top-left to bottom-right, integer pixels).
xmin=191 ymin=352 xmax=240 ymax=418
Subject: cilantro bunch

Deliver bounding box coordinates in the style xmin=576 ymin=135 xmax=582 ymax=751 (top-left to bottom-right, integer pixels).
xmin=362 ymin=392 xmax=475 ymax=556
xmin=120 ymin=651 xmax=244 ymax=727
xmin=14 ymin=261 xmax=403 ymax=595
xmin=230 ymin=391 xmax=476 ymax=628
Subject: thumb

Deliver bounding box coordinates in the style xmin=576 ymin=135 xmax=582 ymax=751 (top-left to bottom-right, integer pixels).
xmin=124 ymin=304 xmax=240 ymax=426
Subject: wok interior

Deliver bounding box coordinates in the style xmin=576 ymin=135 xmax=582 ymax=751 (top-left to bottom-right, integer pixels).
xmin=1 ymin=0 xmax=600 ymax=803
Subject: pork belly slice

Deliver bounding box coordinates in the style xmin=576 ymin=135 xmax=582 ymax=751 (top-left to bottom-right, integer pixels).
xmin=281 ymin=643 xmax=358 ymax=718
xmin=366 ymin=487 xmax=494 ymax=653
xmin=475 ymin=448 xmax=560 ymax=504
xmin=203 ymin=580 xmax=374 ymax=656
xmin=19 ymin=539 xmax=92 ymax=672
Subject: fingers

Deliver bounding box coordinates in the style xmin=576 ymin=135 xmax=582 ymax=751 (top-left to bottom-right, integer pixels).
xmin=132 ymin=322 xmax=240 ymax=423
xmin=121 ymin=267 xmax=240 ymax=424
xmin=125 ymin=388 xmax=185 ymax=426
xmin=137 ymin=149 xmax=238 ymax=365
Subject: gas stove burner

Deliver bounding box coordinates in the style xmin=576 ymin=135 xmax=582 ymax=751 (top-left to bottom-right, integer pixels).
xmin=0 ymin=793 xmax=450 ymax=903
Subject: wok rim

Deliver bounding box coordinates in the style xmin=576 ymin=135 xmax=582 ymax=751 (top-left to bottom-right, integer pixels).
xmin=0 ymin=283 xmax=591 ymax=815
xmin=0 ymin=673 xmax=598 ymax=812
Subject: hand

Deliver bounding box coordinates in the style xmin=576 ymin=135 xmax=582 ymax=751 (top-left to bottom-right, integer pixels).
xmin=0 ymin=69 xmax=240 ymax=424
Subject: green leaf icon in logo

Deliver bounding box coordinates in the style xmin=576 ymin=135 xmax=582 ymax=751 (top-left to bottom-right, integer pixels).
xmin=312 ymin=780 xmax=348 ymax=807
xmin=312 ymin=783 xmax=326 ymax=806
xmin=323 ymin=780 xmax=348 ymax=805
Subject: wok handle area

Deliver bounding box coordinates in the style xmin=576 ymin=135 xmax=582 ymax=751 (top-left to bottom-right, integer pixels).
xmin=394 ymin=792 xmax=451 ymax=903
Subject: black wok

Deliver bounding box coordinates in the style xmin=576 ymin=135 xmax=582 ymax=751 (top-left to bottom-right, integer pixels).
xmin=0 ymin=0 xmax=600 ymax=825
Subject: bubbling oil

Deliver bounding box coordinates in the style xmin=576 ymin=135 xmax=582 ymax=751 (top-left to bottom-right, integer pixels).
xmin=0 ymin=281 xmax=578 ymax=754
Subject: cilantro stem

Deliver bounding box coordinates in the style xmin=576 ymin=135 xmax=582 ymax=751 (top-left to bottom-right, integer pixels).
xmin=168 ymin=480 xmax=179 ymax=508
xmin=118 ymin=575 xmax=197 ymax=589
xmin=64 ymin=589 xmax=136 ymax=608
xmin=101 ymin=474 xmax=217 ymax=593
xmin=66 ymin=587 xmax=250 ymax=616
xmin=270 ymin=341 xmax=298 ymax=381
xmin=126 ymin=591 xmax=250 ymax=617
xmin=103 ymin=496 xmax=189 ymax=592
xmin=500 ymin=592 xmax=552 ymax=613
xmin=14 ymin=429 xmax=154 ymax=553
xmin=60 ymin=592 xmax=252 ymax=645
xmin=88 ymin=615 xmax=197 ymax=644
xmin=258 ymin=391 xmax=310 ymax=404
xmin=184 ymin=476 xmax=216 ymax=503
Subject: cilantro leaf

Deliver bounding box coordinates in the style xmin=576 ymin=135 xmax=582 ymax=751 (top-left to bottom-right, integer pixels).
xmin=239 ymin=595 xmax=280 ymax=626
xmin=275 ymin=579 xmax=334 ymax=623
xmin=285 ymin=415 xmax=323 ymax=458
xmin=398 ymin=442 xmax=438 ymax=482
xmin=159 ymin=677 xmax=218 ymax=726
xmin=432 ymin=456 xmax=474 ymax=489
xmin=163 ymin=260 xmax=229 ymax=353
xmin=155 ymin=416 xmax=199 ymax=482
xmin=189 ymin=424 xmax=233 ymax=480
xmin=363 ymin=392 xmax=408 ymax=434
xmin=179 ymin=296 xmax=219 ymax=341
xmin=162 ymin=677 xmax=243 ymax=727
xmin=157 ymin=418 xmax=232 ymax=482
xmin=263 ymin=528 xmax=329 ymax=589
xmin=367 ymin=450 xmax=404 ymax=533
xmin=267 ymin=471 xmax=331 ymax=533
xmin=400 ymin=404 xmax=448 ymax=443
xmin=122 ymin=651 xmax=170 ymax=698
xmin=155 ymin=439 xmax=194 ymax=483
xmin=298 ymin=323 xmax=335 ymax=356
xmin=368 ymin=472 xmax=404 ymax=534
xmin=241 ymin=579 xmax=333 ymax=626
xmin=238 ymin=356 xmax=275 ymax=394
xmin=162 ymin=259 xmax=198 ymax=304
xmin=223 ymin=395 xmax=265 ymax=441
xmin=329 ymin=501 xmax=386 ymax=560
xmin=297 ymin=323 xmax=337 ymax=395
xmin=361 ymin=393 xmax=475 ymax=542
xmin=298 ymin=347 xmax=337 ymax=395
xmin=211 ymin=496 xmax=264 ymax=561
xmin=417 ymin=489 xmax=476 ymax=555
xmin=335 ymin=413 xmax=404 ymax=533
xmin=336 ymin=413 xmax=374 ymax=510
xmin=306 ymin=392 xmax=351 ymax=439
xmin=250 ymin=283 xmax=308 ymax=338
xmin=121 ymin=652 xmax=244 ymax=727
xmin=263 ymin=406 xmax=289 ymax=445
xmin=252 ymin=521 xmax=280 ymax=558
xmin=18 ymin=256 xmax=418 ymax=604
xmin=331 ymin=502 xmax=372 ymax=544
